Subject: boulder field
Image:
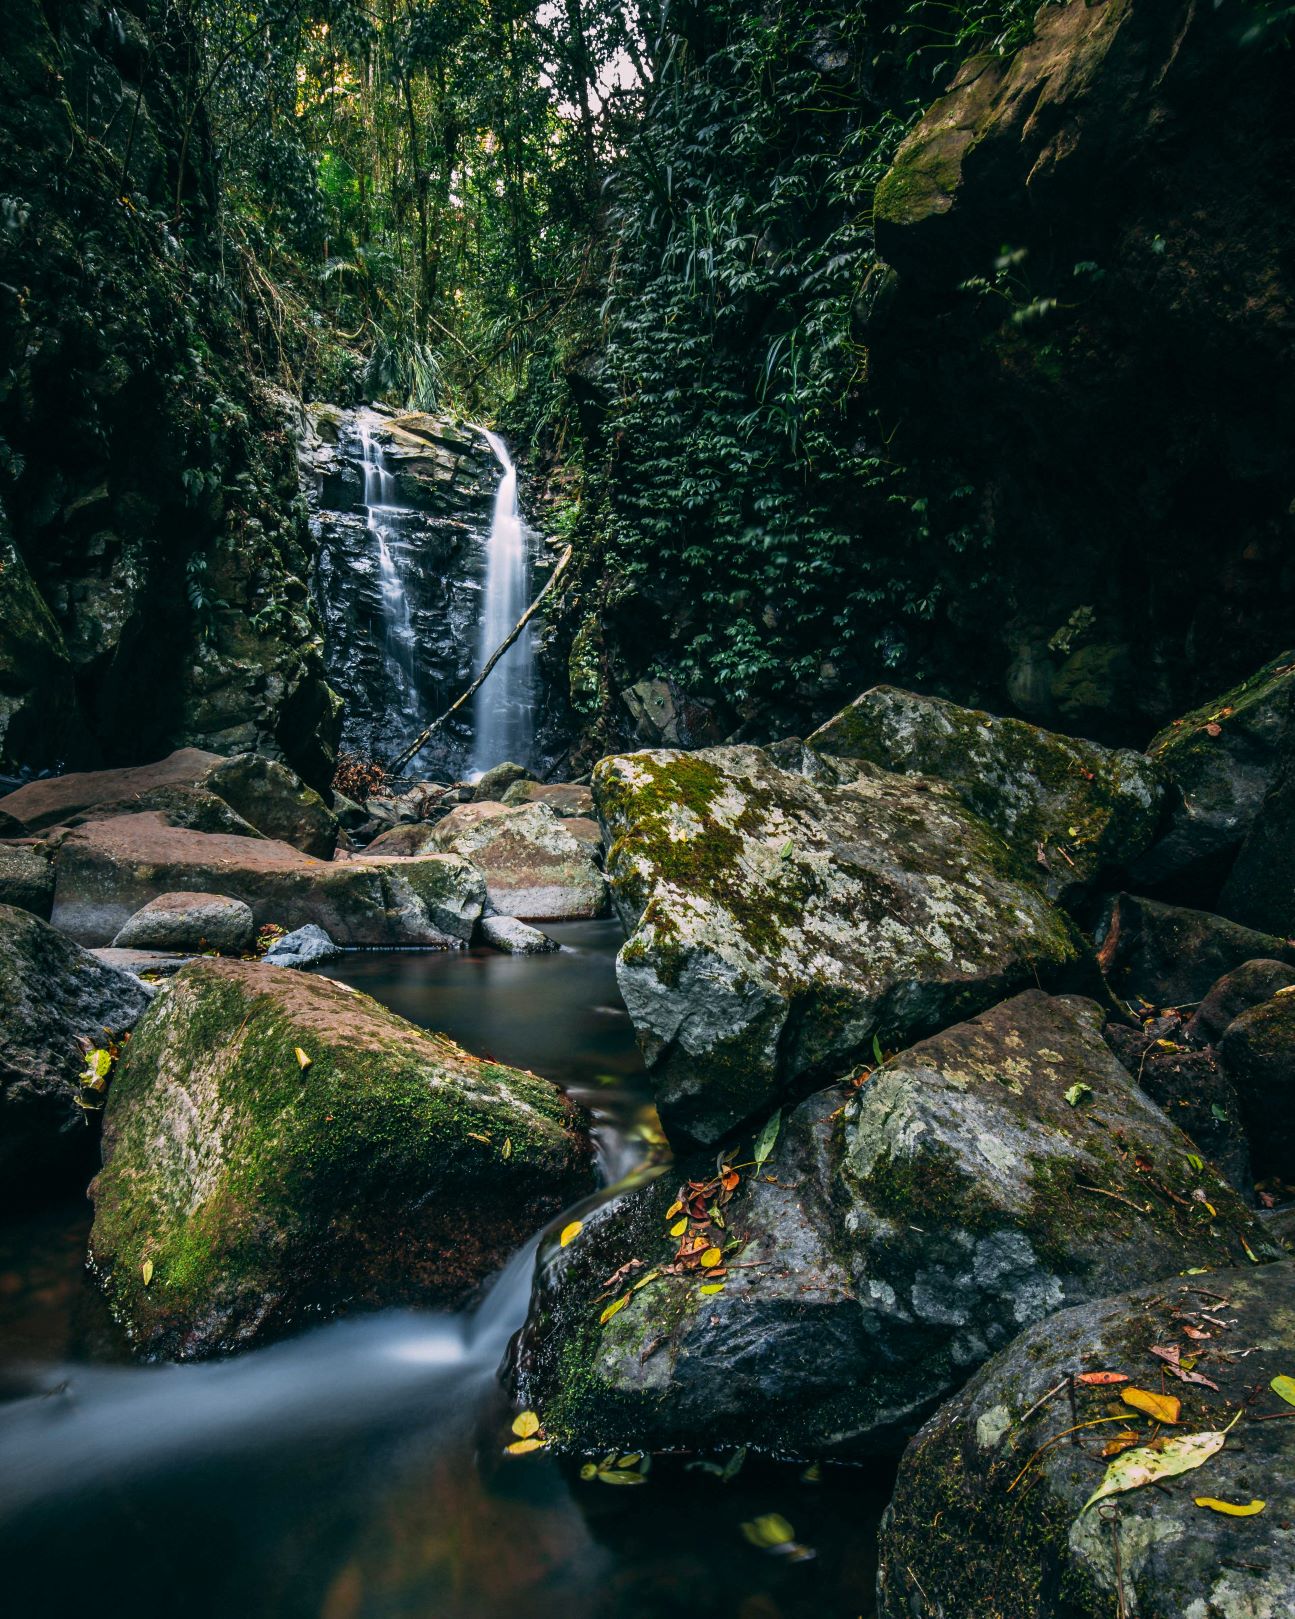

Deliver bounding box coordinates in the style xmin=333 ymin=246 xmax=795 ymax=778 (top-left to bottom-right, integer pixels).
xmin=513 ymin=991 xmax=1275 ymax=1460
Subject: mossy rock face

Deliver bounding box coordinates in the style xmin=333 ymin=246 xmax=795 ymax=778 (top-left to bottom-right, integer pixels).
xmin=50 ymin=811 xmax=486 ymax=946
xmin=873 ymin=0 xmax=1132 ymax=274
xmin=0 ymin=903 xmax=150 ymax=1208
xmin=1135 ymin=652 xmax=1295 ymax=891
xmin=513 ymin=992 xmax=1273 ymax=1461
xmin=877 ymin=1262 xmax=1295 ymax=1619
xmin=200 ymin=754 xmax=339 ymax=858
xmin=89 ymin=958 xmax=593 ymax=1358
xmin=807 ymin=686 xmax=1163 ymax=907
xmin=593 ymin=745 xmax=1081 ymax=1148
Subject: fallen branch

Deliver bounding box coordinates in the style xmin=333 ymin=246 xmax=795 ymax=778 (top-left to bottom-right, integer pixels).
xmin=386 ymin=545 xmax=574 ymax=775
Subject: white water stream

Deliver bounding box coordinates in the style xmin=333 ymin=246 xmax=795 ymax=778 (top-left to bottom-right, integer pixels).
xmin=470 ymin=428 xmax=536 ymax=775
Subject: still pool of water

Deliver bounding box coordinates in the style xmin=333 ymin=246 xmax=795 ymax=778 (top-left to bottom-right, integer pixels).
xmin=0 ymin=922 xmax=891 ymax=1619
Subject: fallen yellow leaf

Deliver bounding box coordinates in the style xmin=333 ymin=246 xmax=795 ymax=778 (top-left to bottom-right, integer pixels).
xmin=1121 ymin=1387 xmax=1181 ymax=1425
xmin=294 ymin=1046 xmax=312 ymax=1071
xmin=669 ymin=1218 xmax=688 ymax=1238
xmin=141 ymin=1258 xmax=154 ymax=1287
xmin=1195 ymin=1497 xmax=1265 ymax=1516
xmin=559 ymin=1220 xmax=583 ymax=1247
xmin=505 ymin=1437 xmax=546 ymax=1455
xmin=666 ymin=1200 xmax=683 ymax=1219
xmin=700 ymin=1247 xmax=723 ymax=1269
xmin=599 ymin=1294 xmax=629 ymax=1325
xmin=512 ymin=1410 xmax=541 ymax=1439
xmin=700 ymin=1282 xmax=725 ymax=1295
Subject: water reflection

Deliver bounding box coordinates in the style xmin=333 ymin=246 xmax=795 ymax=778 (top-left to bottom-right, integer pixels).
xmin=0 ymin=921 xmax=889 ymax=1618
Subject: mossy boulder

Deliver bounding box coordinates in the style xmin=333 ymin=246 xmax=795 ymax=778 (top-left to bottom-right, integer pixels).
xmin=1134 ymin=652 xmax=1295 ymax=892
xmin=50 ymin=811 xmax=485 ymax=946
xmin=500 ymin=780 xmax=595 ymax=818
xmin=1217 ymin=993 xmax=1295 ymax=1183
xmin=593 ymin=745 xmax=1081 ymax=1148
xmin=877 ymin=1263 xmax=1295 ymax=1619
xmin=429 ymin=801 xmax=607 ymax=921
xmin=89 ymin=958 xmax=593 ymax=1358
xmin=1190 ymin=959 xmax=1295 ymax=1046
xmin=807 ymin=686 xmax=1163 ymax=906
xmin=513 ymin=992 xmax=1272 ymax=1461
xmin=472 ymin=761 xmax=530 ymax=802
xmin=0 ymin=903 xmax=151 ymax=1207
xmin=112 ymin=891 xmax=256 ymax=954
xmin=1097 ymin=893 xmax=1295 ymax=1009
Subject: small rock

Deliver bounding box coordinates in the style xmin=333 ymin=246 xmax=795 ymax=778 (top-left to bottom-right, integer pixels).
xmin=91 ymin=947 xmax=194 ymax=978
xmin=364 ymin=821 xmax=444 ymax=856
xmin=0 ymin=843 xmax=54 ymax=918
xmin=262 ymin=923 xmax=343 ymax=969
xmin=1188 ymin=958 xmax=1295 ymax=1045
xmin=1217 ymin=991 xmax=1295 ymax=1180
xmin=479 ymin=914 xmax=559 ymax=955
xmin=112 ymin=892 xmax=256 ymax=955
xmin=471 ymin=761 xmax=530 ymax=801
xmin=500 ymin=780 xmax=595 ymax=817
xmin=877 ymin=1264 xmax=1295 ymax=1619
xmin=1097 ymin=892 xmax=1295 ymax=1009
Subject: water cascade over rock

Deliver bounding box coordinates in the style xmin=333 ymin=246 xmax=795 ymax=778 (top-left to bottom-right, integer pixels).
xmin=470 ymin=431 xmax=537 ymax=777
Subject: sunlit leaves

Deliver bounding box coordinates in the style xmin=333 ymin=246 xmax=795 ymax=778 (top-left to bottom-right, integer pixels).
xmin=1082 ymin=1428 xmax=1228 ymax=1512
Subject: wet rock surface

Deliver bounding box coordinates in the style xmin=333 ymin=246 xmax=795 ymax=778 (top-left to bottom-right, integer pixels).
xmin=112 ymin=891 xmax=256 ymax=954
xmin=1217 ymin=993 xmax=1295 ymax=1183
xmin=808 ymin=686 xmax=1163 ymax=906
xmin=877 ymin=1264 xmax=1295 ymax=1619
xmin=595 ymin=744 xmax=1081 ymax=1147
xmin=89 ymin=959 xmax=594 ymax=1358
xmin=515 ymin=992 xmax=1271 ymax=1461
xmin=0 ymin=843 xmax=55 ymax=917
xmin=51 ymin=811 xmax=485 ymax=946
xmin=0 ymin=904 xmax=151 ymax=1206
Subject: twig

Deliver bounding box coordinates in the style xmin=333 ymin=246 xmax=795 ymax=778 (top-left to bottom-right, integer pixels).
xmin=1076 ymin=1184 xmax=1152 ymax=1216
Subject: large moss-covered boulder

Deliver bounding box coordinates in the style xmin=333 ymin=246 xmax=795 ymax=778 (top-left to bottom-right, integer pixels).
xmin=0 ymin=904 xmax=151 ymax=1207
xmin=594 ymin=745 xmax=1080 ymax=1147
xmin=1219 ymin=703 xmax=1295 ymax=936
xmin=0 ymin=748 xmax=338 ymax=856
xmin=1134 ymin=652 xmax=1295 ymax=891
xmin=807 ymin=686 xmax=1163 ymax=905
xmin=877 ymin=1263 xmax=1295 ymax=1619
xmin=89 ymin=959 xmax=593 ymax=1358
xmin=50 ymin=811 xmax=484 ymax=946
xmin=514 ymin=992 xmax=1271 ymax=1460
xmin=429 ymin=801 xmax=607 ymax=921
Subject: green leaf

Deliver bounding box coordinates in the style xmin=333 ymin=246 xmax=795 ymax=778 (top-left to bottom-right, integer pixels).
xmin=1064 ymin=1083 xmax=1092 ymax=1107
xmin=1082 ymin=1428 xmax=1230 ymax=1513
xmin=872 ymin=1033 xmax=885 ymax=1066
xmin=753 ymin=1108 xmax=782 ymax=1168
xmin=741 ymin=1513 xmax=795 ymax=1549
xmin=1270 ymin=1375 xmax=1295 ymax=1407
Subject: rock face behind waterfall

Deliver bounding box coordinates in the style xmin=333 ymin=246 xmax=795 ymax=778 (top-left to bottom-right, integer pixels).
xmin=301 ymin=407 xmax=499 ymax=776
xmin=89 ymin=959 xmax=593 ymax=1358
xmin=593 ymin=744 xmax=1080 ymax=1147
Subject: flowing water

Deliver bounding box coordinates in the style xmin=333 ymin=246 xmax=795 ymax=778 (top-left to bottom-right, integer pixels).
xmin=0 ymin=923 xmax=890 ymax=1618
xmin=358 ymin=416 xmax=419 ymax=725
xmin=471 ymin=429 xmax=536 ymax=776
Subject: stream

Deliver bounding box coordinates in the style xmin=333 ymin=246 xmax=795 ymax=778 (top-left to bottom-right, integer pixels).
xmin=0 ymin=923 xmax=890 ymax=1618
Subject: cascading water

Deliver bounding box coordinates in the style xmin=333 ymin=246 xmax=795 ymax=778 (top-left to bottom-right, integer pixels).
xmin=470 ymin=430 xmax=536 ymax=775
xmin=358 ymin=418 xmax=418 ymax=719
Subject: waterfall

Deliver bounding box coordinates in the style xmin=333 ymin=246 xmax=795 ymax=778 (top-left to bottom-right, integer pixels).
xmin=358 ymin=417 xmax=417 ymax=718
xmin=470 ymin=429 xmax=535 ymax=775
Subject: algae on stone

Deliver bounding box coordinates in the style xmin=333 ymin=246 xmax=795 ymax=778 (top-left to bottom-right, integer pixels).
xmin=594 ymin=744 xmax=1081 ymax=1147
xmin=89 ymin=958 xmax=593 ymax=1358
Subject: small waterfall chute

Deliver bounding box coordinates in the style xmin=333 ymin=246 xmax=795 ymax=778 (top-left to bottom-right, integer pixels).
xmin=470 ymin=430 xmax=536 ymax=776
xmin=358 ymin=416 xmax=417 ymax=714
